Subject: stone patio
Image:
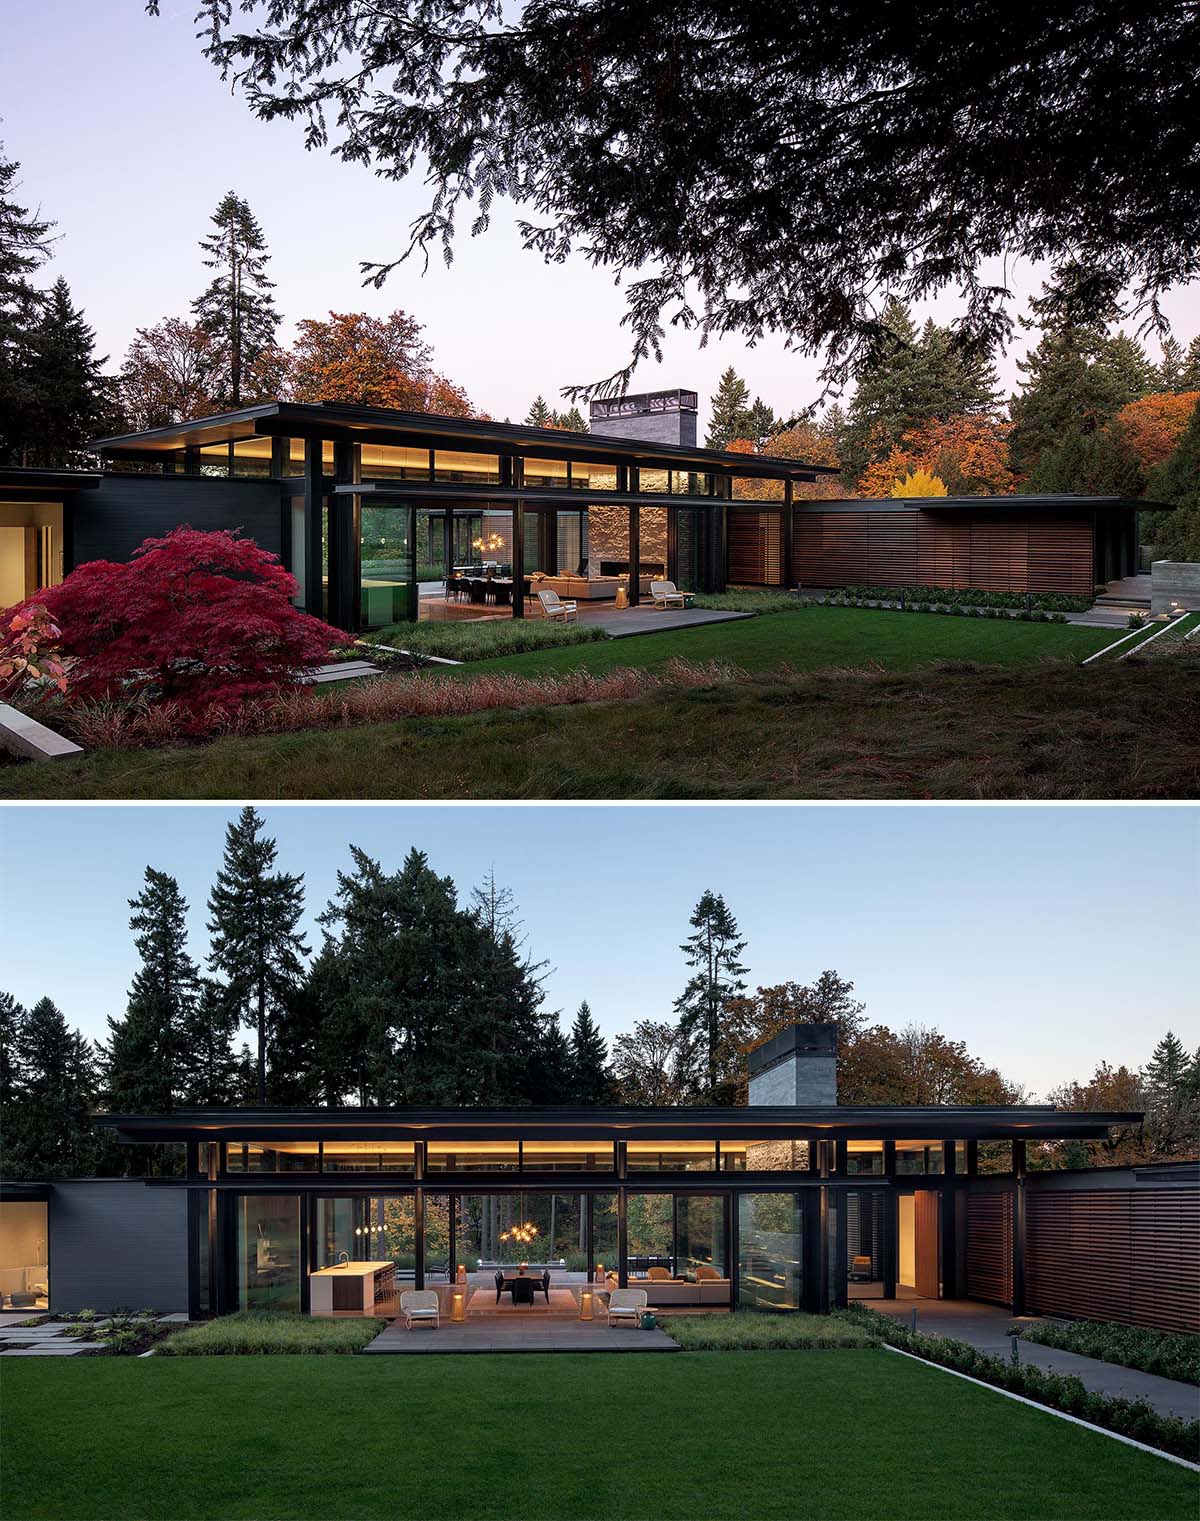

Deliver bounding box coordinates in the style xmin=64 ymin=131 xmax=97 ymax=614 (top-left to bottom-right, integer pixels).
xmin=364 ymin=1315 xmax=679 ymax=1354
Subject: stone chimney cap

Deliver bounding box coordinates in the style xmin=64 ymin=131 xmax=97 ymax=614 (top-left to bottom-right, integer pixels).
xmin=747 ymin=1022 xmax=838 ymax=1078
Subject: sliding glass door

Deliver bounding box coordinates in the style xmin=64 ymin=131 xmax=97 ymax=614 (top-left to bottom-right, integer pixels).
xmin=738 ymin=1193 xmax=804 ymax=1310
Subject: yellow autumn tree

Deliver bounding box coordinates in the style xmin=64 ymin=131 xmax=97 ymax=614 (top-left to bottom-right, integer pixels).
xmin=891 ymin=468 xmax=948 ymax=497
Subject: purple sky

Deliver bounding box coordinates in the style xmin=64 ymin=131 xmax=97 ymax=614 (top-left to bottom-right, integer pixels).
xmin=5 ymin=2 xmax=1198 ymax=428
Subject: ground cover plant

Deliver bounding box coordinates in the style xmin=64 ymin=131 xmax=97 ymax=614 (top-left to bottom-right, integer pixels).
xmin=837 ymin=1305 xmax=1199 ymax=1461
xmin=367 ymin=618 xmax=606 ymax=661
xmin=663 ymin=1311 xmax=877 ymax=1351
xmin=692 ymin=590 xmax=810 ymax=613
xmin=2 ymin=651 xmax=1196 ymax=801
xmin=1013 ymin=1319 xmax=1200 ymax=1387
xmin=4 ymin=1349 xmax=1196 ymax=1521
xmin=159 ymin=1311 xmax=382 ymax=1356
xmin=839 ymin=584 xmax=1093 ymax=613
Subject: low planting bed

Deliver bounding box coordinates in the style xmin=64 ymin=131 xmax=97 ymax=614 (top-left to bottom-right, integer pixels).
xmin=368 ymin=619 xmax=607 ymax=662
xmin=160 ymin=1311 xmax=383 ymax=1356
xmin=664 ymin=1311 xmax=877 ymax=1352
xmin=837 ymin=1305 xmax=1199 ymax=1461
xmin=692 ymin=589 xmax=810 ymax=613
xmin=837 ymin=583 xmax=1093 ymax=613
xmin=1013 ymin=1319 xmax=1200 ymax=1387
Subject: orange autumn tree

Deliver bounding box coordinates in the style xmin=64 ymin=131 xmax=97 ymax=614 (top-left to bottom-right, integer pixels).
xmin=287 ymin=310 xmax=477 ymax=416
xmin=858 ymin=414 xmax=1017 ymax=497
xmin=1113 ymin=391 xmax=1199 ymax=474
xmin=733 ymin=422 xmax=848 ymax=501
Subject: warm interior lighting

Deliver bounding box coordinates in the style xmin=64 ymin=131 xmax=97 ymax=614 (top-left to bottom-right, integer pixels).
xmin=499 ymin=1221 xmax=539 ymax=1246
xmin=579 ymin=1288 xmax=594 ymax=1321
xmin=451 ymin=1289 xmax=466 ymax=1323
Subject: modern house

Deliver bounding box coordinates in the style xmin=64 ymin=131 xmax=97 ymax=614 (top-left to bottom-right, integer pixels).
xmin=0 ymin=389 xmax=1143 ymax=629
xmin=3 ymin=1025 xmax=1195 ymax=1331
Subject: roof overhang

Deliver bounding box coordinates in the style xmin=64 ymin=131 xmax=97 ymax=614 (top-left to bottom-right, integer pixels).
xmin=94 ymin=1105 xmax=1144 ymax=1145
xmin=0 ymin=467 xmax=101 ymax=494
xmin=803 ymin=495 xmax=1154 ymax=513
xmin=88 ymin=402 xmax=835 ymax=482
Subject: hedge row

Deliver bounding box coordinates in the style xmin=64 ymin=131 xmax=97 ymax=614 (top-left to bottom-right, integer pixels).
xmin=820 ymin=594 xmax=1069 ymax=623
xmin=838 ymin=584 xmax=1093 ymax=612
xmin=1013 ymin=1319 xmax=1200 ymax=1387
xmin=834 ymin=1305 xmax=1199 ymax=1462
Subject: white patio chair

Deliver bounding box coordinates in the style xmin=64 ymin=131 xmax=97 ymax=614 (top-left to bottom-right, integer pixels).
xmin=400 ymin=1289 xmax=441 ymax=1330
xmin=650 ymin=579 xmax=686 ymax=609
xmin=606 ymin=1287 xmax=648 ymax=1327
xmin=537 ymin=587 xmax=578 ymax=622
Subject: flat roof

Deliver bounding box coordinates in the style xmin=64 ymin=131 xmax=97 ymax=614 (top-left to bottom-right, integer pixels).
xmin=95 ymin=1104 xmax=1143 ymax=1144
xmin=88 ymin=401 xmax=836 ymax=482
xmin=0 ymin=467 xmax=101 ymax=492
xmin=804 ymin=494 xmax=1154 ymax=512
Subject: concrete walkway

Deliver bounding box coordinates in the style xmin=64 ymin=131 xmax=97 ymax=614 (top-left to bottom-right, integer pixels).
xmin=364 ymin=1315 xmax=679 ymax=1354
xmin=874 ymin=1299 xmax=1199 ymax=1421
xmin=0 ymin=1312 xmax=188 ymax=1356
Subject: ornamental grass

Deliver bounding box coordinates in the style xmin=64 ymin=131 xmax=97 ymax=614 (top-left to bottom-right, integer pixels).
xmin=159 ymin=1311 xmax=382 ymax=1356
xmin=663 ymin=1312 xmax=878 ymax=1352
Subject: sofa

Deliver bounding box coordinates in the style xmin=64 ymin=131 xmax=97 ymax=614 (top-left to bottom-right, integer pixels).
xmin=605 ymin=1270 xmax=730 ymax=1307
xmin=530 ymin=573 xmax=656 ymax=603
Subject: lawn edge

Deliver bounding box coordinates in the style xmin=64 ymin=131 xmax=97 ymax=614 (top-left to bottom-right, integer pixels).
xmin=882 ymin=1345 xmax=1200 ymax=1472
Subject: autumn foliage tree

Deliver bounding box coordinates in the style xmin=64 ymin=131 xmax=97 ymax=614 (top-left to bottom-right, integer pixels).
xmin=117 ymin=318 xmax=221 ymax=430
xmin=288 ymin=310 xmax=475 ymax=416
xmin=733 ymin=422 xmax=847 ymax=502
xmin=1113 ymin=391 xmax=1199 ymax=474
xmin=26 ymin=528 xmax=342 ymax=719
xmin=858 ymin=415 xmax=1018 ymax=497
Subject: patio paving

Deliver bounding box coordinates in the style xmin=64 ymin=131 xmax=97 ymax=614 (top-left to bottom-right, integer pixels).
xmin=873 ymin=1298 xmax=1200 ymax=1422
xmin=364 ymin=1316 xmax=679 ymax=1354
xmin=576 ymin=605 xmax=751 ymax=637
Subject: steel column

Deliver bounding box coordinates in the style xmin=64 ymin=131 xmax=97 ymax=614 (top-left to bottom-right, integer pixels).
xmin=303 ymin=438 xmax=325 ymax=618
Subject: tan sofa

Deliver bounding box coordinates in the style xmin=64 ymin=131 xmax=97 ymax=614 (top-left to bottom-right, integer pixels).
xmin=606 ymin=1271 xmax=730 ymax=1307
xmin=531 ymin=574 xmax=656 ymax=602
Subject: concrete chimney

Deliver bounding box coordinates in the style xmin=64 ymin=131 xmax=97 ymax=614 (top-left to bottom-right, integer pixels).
xmin=589 ymin=388 xmax=699 ymax=449
xmin=747 ymin=1023 xmax=838 ymax=1107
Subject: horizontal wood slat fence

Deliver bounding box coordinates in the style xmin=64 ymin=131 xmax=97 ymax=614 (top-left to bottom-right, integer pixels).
xmin=966 ymin=1192 xmax=1014 ymax=1307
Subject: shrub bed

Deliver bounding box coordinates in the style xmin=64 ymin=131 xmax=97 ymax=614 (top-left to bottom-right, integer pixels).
xmin=664 ymin=1311 xmax=877 ymax=1352
xmin=835 ymin=1305 xmax=1199 ymax=1461
xmin=50 ymin=658 xmax=742 ymax=750
xmin=839 ymin=583 xmax=1092 ymax=613
xmin=822 ymin=591 xmax=1069 ymax=622
xmin=368 ymin=619 xmax=607 ymax=662
xmin=159 ymin=1311 xmax=382 ymax=1356
xmin=693 ymin=591 xmax=811 ymax=614
xmin=1013 ymin=1320 xmax=1200 ymax=1387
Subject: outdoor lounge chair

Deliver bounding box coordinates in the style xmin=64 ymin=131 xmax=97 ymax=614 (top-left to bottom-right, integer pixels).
xmin=650 ymin=579 xmax=686 ymax=609
xmin=536 ymin=587 xmax=578 ymax=622
xmin=606 ymin=1288 xmax=648 ymax=1327
xmin=400 ymin=1289 xmax=441 ymax=1330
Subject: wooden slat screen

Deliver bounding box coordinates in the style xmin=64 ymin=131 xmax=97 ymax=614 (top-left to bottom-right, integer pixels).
xmin=966 ymin=1192 xmax=1014 ymax=1306
xmin=1027 ymin=519 xmax=1094 ymax=596
xmin=1026 ymin=1187 xmax=1200 ymax=1334
xmin=867 ymin=514 xmax=918 ymax=583
xmin=727 ymin=510 xmax=783 ymax=585
xmin=917 ymin=516 xmax=972 ymax=588
xmin=969 ymin=520 xmax=1028 ymax=591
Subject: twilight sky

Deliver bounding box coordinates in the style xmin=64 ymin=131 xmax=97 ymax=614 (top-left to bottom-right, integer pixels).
xmin=1 ymin=804 xmax=1195 ymax=1097
xmin=4 ymin=0 xmax=1198 ymax=431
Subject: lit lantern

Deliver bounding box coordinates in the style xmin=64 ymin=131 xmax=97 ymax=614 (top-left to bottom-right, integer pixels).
xmin=451 ymin=1290 xmax=466 ymax=1323
xmin=579 ymin=1288 xmax=594 ymax=1321
xmin=457 ymin=1263 xmax=467 ymax=1284
xmin=595 ymin=1262 xmax=605 ymax=1284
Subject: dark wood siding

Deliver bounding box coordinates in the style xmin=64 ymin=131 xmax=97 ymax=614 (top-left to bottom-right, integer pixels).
xmin=49 ymin=1180 xmax=188 ymax=1313
xmin=792 ymin=507 xmax=1096 ymax=596
xmin=966 ymin=1191 xmax=1014 ymax=1306
xmin=69 ymin=475 xmax=284 ymax=569
xmin=727 ymin=510 xmax=783 ymax=585
xmin=1026 ymin=1187 xmax=1199 ymax=1334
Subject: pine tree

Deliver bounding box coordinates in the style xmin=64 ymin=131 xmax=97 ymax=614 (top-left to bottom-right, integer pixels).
xmin=103 ymin=868 xmax=201 ymax=1119
xmin=0 ymin=144 xmax=54 ymax=466
xmin=1027 ymin=418 xmax=1144 ymax=497
xmin=568 ymin=1001 xmax=611 ymax=1104
xmin=207 ymin=806 xmax=308 ymax=1104
xmin=1178 ymin=336 xmax=1200 ymax=392
xmin=188 ymin=979 xmax=246 ymax=1105
xmin=745 ymin=397 xmax=781 ymax=449
xmin=1094 ymin=332 xmax=1158 ymax=405
xmin=192 ymin=191 xmax=279 ymax=409
xmin=525 ymin=395 xmax=555 ymax=427
xmin=554 ymin=405 xmax=588 ymax=432
xmin=706 ymin=366 xmax=753 ymax=449
xmin=23 ymin=277 xmax=112 ymax=467
xmin=1142 ymin=1031 xmax=1198 ymax=1160
xmin=673 ymin=891 xmax=749 ymax=1102
xmin=1156 ymin=335 xmax=1186 ymax=392
xmin=0 ymin=991 xmax=27 ymax=1177
xmin=527 ymin=1014 xmax=572 ymax=1102
xmin=12 ymin=997 xmax=97 ymax=1178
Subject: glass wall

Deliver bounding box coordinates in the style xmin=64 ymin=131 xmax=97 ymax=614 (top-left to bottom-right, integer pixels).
xmin=314 ymin=1196 xmax=416 ymax=1271
xmin=625 ymin=1193 xmax=674 ymax=1272
xmin=520 ymin=1142 xmax=615 ymax=1172
xmin=895 ymin=1141 xmax=944 ymax=1175
xmin=738 ymin=1193 xmax=803 ymax=1310
xmin=720 ymin=1139 xmax=810 ymax=1172
xmin=226 ymin=1142 xmax=319 ymax=1173
xmin=0 ymin=1201 xmax=49 ymax=1311
xmin=523 ymin=458 xmax=569 ymax=489
xmin=321 ymin=1142 xmax=415 ymax=1173
xmin=978 ymin=1142 xmax=1014 ymax=1175
xmin=845 ymin=1189 xmax=886 ymax=1299
xmin=676 ymin=1195 xmax=727 ymax=1277
xmin=592 ymin=1193 xmax=618 ymax=1278
xmin=674 ymin=506 xmax=703 ymax=591
xmin=360 ymin=504 xmax=415 ymax=625
xmin=556 ymin=510 xmax=587 ymax=573
xmin=638 ymin=467 xmax=670 ymax=493
xmin=570 ymin=461 xmax=619 ymax=491
xmin=626 ymin=1142 xmax=716 ymax=1172
xmin=360 ymin=444 xmax=430 ymax=480
xmin=235 ymin=1195 xmax=302 ymax=1311
xmin=455 ymin=1193 xmax=587 ymax=1269
xmin=433 ymin=450 xmax=501 ymax=485
xmin=285 ymin=439 xmax=335 ymax=474
xmin=426 ymin=1141 xmax=520 ymax=1173
xmin=846 ymin=1141 xmax=884 ymax=1176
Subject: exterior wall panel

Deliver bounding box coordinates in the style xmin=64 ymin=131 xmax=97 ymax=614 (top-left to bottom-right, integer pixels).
xmin=69 ymin=475 xmax=284 ymax=569
xmin=727 ymin=510 xmax=783 ymax=585
xmin=966 ymin=1191 xmax=1014 ymax=1306
xmin=48 ymin=1180 xmax=188 ymax=1313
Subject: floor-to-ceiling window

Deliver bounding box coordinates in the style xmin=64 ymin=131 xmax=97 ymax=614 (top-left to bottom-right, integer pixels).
xmin=0 ymin=1200 xmax=50 ymax=1311
xmin=625 ymin=1193 xmax=730 ymax=1301
xmin=360 ymin=504 xmax=415 ymax=625
xmin=674 ymin=506 xmax=703 ymax=591
xmin=235 ymin=1196 xmax=302 ymax=1311
xmin=0 ymin=503 xmax=64 ymax=607
xmin=846 ymin=1189 xmax=886 ymax=1299
xmin=314 ymin=1196 xmax=416 ymax=1274
xmin=738 ymin=1193 xmax=804 ymax=1310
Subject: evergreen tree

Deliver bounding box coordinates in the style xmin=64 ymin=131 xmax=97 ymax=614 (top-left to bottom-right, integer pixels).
xmin=269 ymin=942 xmax=352 ymax=1105
xmin=673 ymin=890 xmax=749 ymax=1102
xmin=0 ymin=144 xmax=54 ymax=466
xmin=527 ymin=1013 xmax=573 ymax=1102
xmin=705 ymin=366 xmax=753 ymax=449
xmin=1094 ymin=332 xmax=1158 ymax=406
xmin=0 ymin=991 xmax=27 ymax=1178
xmin=745 ymin=397 xmax=781 ymax=450
xmin=23 ymin=277 xmax=112 ymax=467
xmin=1178 ymin=336 xmax=1200 ymax=392
xmin=554 ymin=405 xmax=588 ymax=432
xmin=1142 ymin=1032 xmax=1199 ymax=1160
xmin=12 ymin=997 xmax=97 ymax=1178
xmin=206 ymin=806 xmax=308 ymax=1104
xmin=103 ymin=868 xmax=201 ymax=1119
xmin=1026 ymin=419 xmax=1144 ymax=498
xmin=1144 ymin=399 xmax=1200 ymax=559
xmin=1156 ymin=335 xmax=1186 ymax=392
xmin=568 ymin=1001 xmax=611 ymax=1104
xmin=192 ymin=191 xmax=279 ymax=409
xmin=189 ymin=979 xmax=247 ymax=1106
xmin=525 ymin=395 xmax=555 ymax=427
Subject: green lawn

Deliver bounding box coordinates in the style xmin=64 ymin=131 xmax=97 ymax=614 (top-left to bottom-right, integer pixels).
xmin=454 ymin=605 xmax=1114 ymax=677
xmin=3 ymin=1352 xmax=1194 ymax=1521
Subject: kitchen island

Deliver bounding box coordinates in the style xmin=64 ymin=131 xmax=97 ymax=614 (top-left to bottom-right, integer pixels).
xmin=309 ymin=1260 xmax=396 ymax=1316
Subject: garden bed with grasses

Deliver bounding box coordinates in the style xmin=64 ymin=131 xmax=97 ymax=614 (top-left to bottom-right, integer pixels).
xmin=1013 ymin=1320 xmax=1200 ymax=1386
xmin=663 ymin=1311 xmax=877 ymax=1352
xmin=836 ymin=1305 xmax=1199 ymax=1461
xmin=368 ymin=619 xmax=607 ymax=662
xmin=692 ymin=590 xmax=810 ymax=613
xmin=837 ymin=583 xmax=1093 ymax=613
xmin=159 ymin=1311 xmax=383 ymax=1356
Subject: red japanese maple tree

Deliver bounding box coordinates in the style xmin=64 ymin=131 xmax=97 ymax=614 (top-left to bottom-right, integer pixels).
xmin=29 ymin=527 xmax=343 ymax=713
